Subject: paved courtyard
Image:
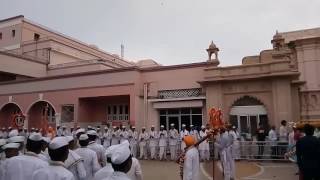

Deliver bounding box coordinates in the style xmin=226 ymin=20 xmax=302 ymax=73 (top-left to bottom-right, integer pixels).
xmin=140 ymin=160 xmax=298 ymax=180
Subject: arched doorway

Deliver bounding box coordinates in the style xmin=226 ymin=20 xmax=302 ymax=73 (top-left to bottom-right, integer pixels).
xmin=229 ymin=96 xmax=268 ymax=136
xmin=27 ymin=101 xmax=56 ymax=130
xmin=0 ymin=103 xmax=23 ymax=128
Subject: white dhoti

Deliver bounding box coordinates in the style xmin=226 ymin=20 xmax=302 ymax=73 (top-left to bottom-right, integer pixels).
xmin=170 ymin=145 xmax=176 ymax=160
xmin=150 ymin=146 xmax=156 ymax=159
xmin=139 ymin=142 xmax=147 ymax=159
xmin=232 ymin=141 xmax=240 ymax=160
xmin=159 ymin=146 xmax=166 ymax=160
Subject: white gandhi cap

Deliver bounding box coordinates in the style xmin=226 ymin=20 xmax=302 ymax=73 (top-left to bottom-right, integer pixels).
xmin=75 ymin=128 xmax=85 ymax=135
xmin=8 ymin=136 xmax=25 ymax=143
xmin=105 ymin=144 xmax=117 ymax=158
xmin=87 ymin=130 xmax=98 ymax=136
xmin=79 ymin=134 xmax=89 ymax=141
xmin=28 ymin=133 xmax=43 ymax=141
xmin=49 ymin=137 xmax=69 ymax=150
xmin=111 ymin=140 xmax=131 ymax=165
xmin=3 ymin=142 xmax=20 ymax=149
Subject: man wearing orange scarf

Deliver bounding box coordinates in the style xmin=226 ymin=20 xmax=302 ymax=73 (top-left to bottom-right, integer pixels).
xmin=183 ymin=135 xmax=200 ymax=180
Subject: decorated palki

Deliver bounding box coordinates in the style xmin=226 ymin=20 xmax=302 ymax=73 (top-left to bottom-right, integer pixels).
xmin=177 ymin=107 xmax=224 ymax=180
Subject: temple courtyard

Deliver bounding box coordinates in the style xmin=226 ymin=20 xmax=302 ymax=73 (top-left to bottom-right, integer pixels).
xmin=140 ymin=160 xmax=298 ymax=180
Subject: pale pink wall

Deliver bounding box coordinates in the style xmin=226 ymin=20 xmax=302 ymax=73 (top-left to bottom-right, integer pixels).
xmin=0 ymin=53 xmax=47 ymax=77
xmin=0 ymin=23 xmax=22 ymax=50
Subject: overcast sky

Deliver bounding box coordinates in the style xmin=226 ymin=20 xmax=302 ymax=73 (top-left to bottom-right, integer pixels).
xmin=1 ymin=0 xmax=320 ymax=66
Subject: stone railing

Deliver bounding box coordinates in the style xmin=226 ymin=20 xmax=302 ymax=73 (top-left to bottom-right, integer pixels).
xmin=204 ymin=60 xmax=296 ymax=81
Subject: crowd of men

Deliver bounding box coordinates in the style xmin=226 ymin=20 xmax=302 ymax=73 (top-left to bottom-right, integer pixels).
xmin=0 ymin=123 xmax=241 ymax=180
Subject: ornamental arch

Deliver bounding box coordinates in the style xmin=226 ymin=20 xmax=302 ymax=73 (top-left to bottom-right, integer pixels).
xmin=228 ymin=95 xmax=269 ymax=136
xmin=26 ymin=100 xmax=56 ymax=130
xmin=0 ymin=102 xmax=23 ymax=128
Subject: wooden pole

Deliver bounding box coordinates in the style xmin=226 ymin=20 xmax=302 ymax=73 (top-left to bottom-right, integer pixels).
xmin=212 ymin=136 xmax=215 ymax=180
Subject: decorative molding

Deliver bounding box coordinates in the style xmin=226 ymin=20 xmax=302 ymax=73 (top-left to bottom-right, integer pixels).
xmin=300 ymin=91 xmax=320 ymax=111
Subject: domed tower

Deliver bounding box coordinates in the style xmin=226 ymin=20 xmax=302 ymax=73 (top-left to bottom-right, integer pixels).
xmin=206 ymin=41 xmax=220 ymax=65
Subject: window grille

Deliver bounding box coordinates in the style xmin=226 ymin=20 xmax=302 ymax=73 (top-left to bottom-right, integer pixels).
xmin=158 ymin=88 xmax=202 ymax=99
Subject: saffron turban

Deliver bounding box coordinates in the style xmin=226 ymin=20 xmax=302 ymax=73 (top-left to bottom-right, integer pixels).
xmin=184 ymin=135 xmax=195 ymax=147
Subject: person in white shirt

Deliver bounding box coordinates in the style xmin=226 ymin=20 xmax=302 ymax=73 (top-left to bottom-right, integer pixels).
xmin=62 ymin=126 xmax=69 ymax=136
xmin=180 ymin=124 xmax=190 ymax=151
xmin=229 ymin=126 xmax=240 ymax=160
xmin=87 ymin=130 xmax=106 ymax=166
xmin=126 ymin=157 xmax=142 ymax=180
xmin=158 ymin=125 xmax=167 ymax=160
xmin=129 ymin=126 xmax=138 ymax=157
xmin=103 ymin=141 xmax=132 ymax=180
xmin=94 ymin=146 xmax=114 ymax=180
xmin=38 ymin=137 xmax=50 ymax=162
xmin=189 ymin=125 xmax=199 ymax=142
xmin=120 ymin=126 xmax=129 ymax=144
xmin=199 ymin=126 xmax=210 ymax=161
xmin=3 ymin=133 xmax=48 ymax=180
xmin=65 ymin=136 xmax=86 ymax=180
xmin=103 ymin=127 xmax=112 ymax=149
xmin=182 ymin=135 xmax=200 ymax=180
xmin=169 ymin=124 xmax=179 ymax=161
xmin=111 ymin=127 xmax=120 ymax=146
xmin=7 ymin=135 xmax=25 ymax=155
xmin=268 ymin=126 xmax=278 ymax=159
xmin=148 ymin=125 xmax=158 ymax=160
xmin=96 ymin=128 xmax=103 ymax=145
xmin=3 ymin=142 xmax=20 ymax=159
xmin=75 ymin=134 xmax=101 ymax=180
xmin=56 ymin=126 xmax=63 ymax=137
xmin=32 ymin=137 xmax=75 ymax=180
xmin=279 ymin=120 xmax=288 ymax=157
xmin=139 ymin=127 xmax=149 ymax=160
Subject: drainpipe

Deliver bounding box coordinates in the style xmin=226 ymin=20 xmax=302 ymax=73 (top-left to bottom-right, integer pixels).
xmin=143 ymin=83 xmax=149 ymax=127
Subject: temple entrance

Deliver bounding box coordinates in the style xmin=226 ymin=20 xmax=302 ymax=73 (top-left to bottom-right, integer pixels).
xmin=0 ymin=103 xmax=23 ymax=128
xmin=229 ymin=96 xmax=268 ymax=136
xmin=27 ymin=101 xmax=56 ymax=130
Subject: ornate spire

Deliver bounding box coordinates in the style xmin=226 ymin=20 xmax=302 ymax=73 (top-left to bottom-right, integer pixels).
xmin=206 ymin=41 xmax=219 ymax=62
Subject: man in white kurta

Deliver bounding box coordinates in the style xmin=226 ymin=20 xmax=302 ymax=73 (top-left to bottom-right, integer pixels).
xmin=103 ymin=127 xmax=112 ymax=149
xmin=75 ymin=134 xmax=101 ymax=180
xmin=111 ymin=127 xmax=120 ymax=145
xmin=126 ymin=157 xmax=142 ymax=180
xmin=3 ymin=133 xmax=48 ymax=180
xmin=189 ymin=125 xmax=199 ymax=142
xmin=158 ymin=125 xmax=167 ymax=160
xmin=94 ymin=146 xmax=114 ymax=180
xmin=180 ymin=124 xmax=190 ymax=151
xmin=199 ymin=126 xmax=210 ymax=161
xmin=103 ymin=141 xmax=132 ymax=180
xmin=87 ymin=130 xmax=106 ymax=166
xmin=183 ymin=135 xmax=200 ymax=180
xmin=169 ymin=124 xmax=179 ymax=160
xmin=148 ymin=125 xmax=158 ymax=160
xmin=139 ymin=127 xmax=149 ymax=160
xmin=32 ymin=137 xmax=75 ymax=180
xmin=129 ymin=127 xmax=138 ymax=157
xmin=65 ymin=136 xmax=86 ymax=180
xmin=229 ymin=126 xmax=240 ymax=160
xmin=120 ymin=126 xmax=129 ymax=144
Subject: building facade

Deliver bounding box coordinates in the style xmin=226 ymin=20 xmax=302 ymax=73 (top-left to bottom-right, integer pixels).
xmin=0 ymin=15 xmax=319 ymax=135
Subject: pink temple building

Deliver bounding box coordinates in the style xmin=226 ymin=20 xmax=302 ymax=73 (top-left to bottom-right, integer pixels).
xmin=0 ymin=15 xmax=319 ymax=134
